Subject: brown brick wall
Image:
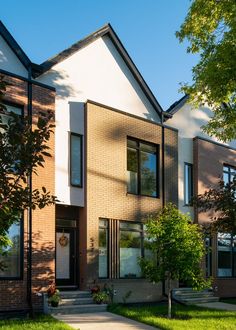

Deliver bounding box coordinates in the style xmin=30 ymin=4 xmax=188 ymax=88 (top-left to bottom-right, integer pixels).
xmin=0 ymin=74 xmax=55 ymax=311
xmin=80 ymin=101 xmax=178 ymax=301
xmin=194 ymin=137 xmax=236 ymax=297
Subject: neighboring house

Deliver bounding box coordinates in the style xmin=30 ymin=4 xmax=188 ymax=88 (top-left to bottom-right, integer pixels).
xmin=0 ymin=21 xmax=178 ymax=313
xmin=166 ymin=95 xmax=236 ymax=297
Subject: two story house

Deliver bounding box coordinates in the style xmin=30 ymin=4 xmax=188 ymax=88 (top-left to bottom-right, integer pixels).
xmin=0 ymin=21 xmax=178 ymax=313
xmin=166 ymin=95 xmax=236 ymax=297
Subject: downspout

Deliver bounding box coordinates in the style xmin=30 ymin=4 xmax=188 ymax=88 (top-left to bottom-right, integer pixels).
xmin=161 ymin=112 xmax=166 ymax=297
xmin=27 ymin=65 xmax=33 ymax=315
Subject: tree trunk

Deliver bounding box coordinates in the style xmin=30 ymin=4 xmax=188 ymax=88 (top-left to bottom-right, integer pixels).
xmin=167 ymin=273 xmax=172 ymax=319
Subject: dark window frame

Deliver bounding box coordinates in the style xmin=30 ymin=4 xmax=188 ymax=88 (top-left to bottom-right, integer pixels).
xmin=127 ymin=137 xmax=159 ymax=198
xmin=223 ymin=164 xmax=236 ymax=184
xmin=217 ymin=233 xmax=236 ymax=278
xmin=119 ymin=221 xmax=145 ymax=279
xmin=70 ymin=133 xmax=83 ymax=188
xmin=98 ymin=218 xmax=109 ymax=279
xmin=184 ymin=162 xmax=193 ymax=206
xmin=0 ymin=101 xmax=24 ymax=118
xmin=0 ymin=216 xmax=24 ymax=280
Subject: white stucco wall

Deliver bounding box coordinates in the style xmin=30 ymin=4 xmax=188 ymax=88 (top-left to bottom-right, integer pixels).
xmin=167 ymin=102 xmax=236 ymax=218
xmin=0 ymin=35 xmax=28 ymax=77
xmin=37 ymin=35 xmax=160 ymax=206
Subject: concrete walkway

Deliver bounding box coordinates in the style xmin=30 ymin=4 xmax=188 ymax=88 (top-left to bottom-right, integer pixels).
xmin=196 ymin=301 xmax=236 ymax=311
xmin=54 ymin=312 xmax=158 ymax=330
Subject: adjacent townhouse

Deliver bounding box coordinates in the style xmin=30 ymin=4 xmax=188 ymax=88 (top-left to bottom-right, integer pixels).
xmin=166 ymin=96 xmax=236 ymax=297
xmin=0 ymin=21 xmax=178 ymax=313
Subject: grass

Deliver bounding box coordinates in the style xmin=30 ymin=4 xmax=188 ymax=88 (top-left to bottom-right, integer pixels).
xmin=108 ymin=303 xmax=236 ymax=330
xmin=221 ymin=298 xmax=236 ymax=305
xmin=0 ymin=314 xmax=74 ymax=330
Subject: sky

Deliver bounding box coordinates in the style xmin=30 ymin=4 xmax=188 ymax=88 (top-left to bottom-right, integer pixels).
xmin=1 ymin=0 xmax=198 ymax=110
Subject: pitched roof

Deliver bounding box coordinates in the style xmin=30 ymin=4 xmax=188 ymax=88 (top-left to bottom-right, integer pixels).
xmin=0 ymin=21 xmax=31 ymax=70
xmin=166 ymin=94 xmax=189 ymax=115
xmin=0 ymin=21 xmax=164 ymax=118
xmin=35 ymin=23 xmax=163 ymax=118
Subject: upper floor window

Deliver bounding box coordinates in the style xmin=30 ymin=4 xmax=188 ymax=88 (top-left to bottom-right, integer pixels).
xmin=127 ymin=138 xmax=158 ymax=197
xmin=223 ymin=165 xmax=236 ymax=185
xmin=70 ymin=133 xmax=82 ymax=187
xmin=184 ymin=163 xmax=193 ymax=205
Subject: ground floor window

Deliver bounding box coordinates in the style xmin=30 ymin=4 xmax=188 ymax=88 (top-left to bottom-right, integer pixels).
xmin=99 ymin=219 xmax=109 ymax=278
xmin=217 ymin=233 xmax=236 ymax=277
xmin=119 ymin=222 xmax=143 ymax=278
xmin=0 ymin=221 xmax=22 ymax=279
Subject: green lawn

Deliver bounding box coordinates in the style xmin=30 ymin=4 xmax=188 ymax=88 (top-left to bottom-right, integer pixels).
xmin=108 ymin=303 xmax=236 ymax=330
xmin=0 ymin=314 xmax=73 ymax=330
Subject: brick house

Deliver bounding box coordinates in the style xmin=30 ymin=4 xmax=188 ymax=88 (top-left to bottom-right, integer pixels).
xmin=166 ymin=95 xmax=236 ymax=297
xmin=0 ymin=21 xmax=178 ymax=313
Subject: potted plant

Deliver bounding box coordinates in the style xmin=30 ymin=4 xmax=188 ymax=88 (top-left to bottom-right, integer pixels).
xmin=48 ymin=289 xmax=61 ymax=307
xmin=47 ymin=281 xmax=61 ymax=307
xmin=92 ymin=291 xmax=109 ymax=304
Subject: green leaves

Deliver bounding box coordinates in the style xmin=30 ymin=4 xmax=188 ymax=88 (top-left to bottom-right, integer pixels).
xmin=176 ymin=0 xmax=236 ymax=141
xmin=139 ymin=204 xmax=209 ymax=288
xmin=0 ymin=76 xmax=57 ymax=252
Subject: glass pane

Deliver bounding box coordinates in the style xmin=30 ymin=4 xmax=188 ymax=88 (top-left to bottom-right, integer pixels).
xmin=140 ymin=151 xmax=157 ymax=197
xmin=56 ymin=232 xmax=70 ymax=279
xmin=0 ymin=223 xmax=21 ymax=278
xmin=99 ymin=227 xmax=108 ymax=278
xmin=56 ymin=219 xmax=76 ymax=228
xmin=71 ymin=134 xmax=82 ymax=186
xmin=223 ymin=172 xmax=229 ymax=185
xmin=184 ymin=164 xmax=193 ymax=204
xmin=120 ymin=222 xmax=142 ymax=231
xmin=127 ymin=147 xmax=138 ymax=194
xmin=218 ymin=251 xmax=232 ymax=277
xmin=120 ymin=230 xmax=141 ymax=278
xmin=127 ymin=139 xmax=138 ymax=148
xmin=99 ymin=219 xmax=108 ymax=228
xmin=140 ymin=143 xmax=156 ymax=153
xmin=6 ymin=105 xmax=22 ymax=116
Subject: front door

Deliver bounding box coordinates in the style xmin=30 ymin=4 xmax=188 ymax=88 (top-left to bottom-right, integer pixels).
xmin=56 ymin=228 xmax=76 ymax=286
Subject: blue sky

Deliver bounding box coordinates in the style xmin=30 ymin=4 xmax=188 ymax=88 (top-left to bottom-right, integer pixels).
xmin=1 ymin=0 xmax=198 ymax=109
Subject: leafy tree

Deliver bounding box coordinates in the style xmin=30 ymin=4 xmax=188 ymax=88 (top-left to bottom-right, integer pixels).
xmin=139 ymin=204 xmax=209 ymax=319
xmin=0 ymin=76 xmax=56 ymax=270
xmin=195 ymin=178 xmax=236 ymax=234
xmin=176 ymin=0 xmax=236 ymax=142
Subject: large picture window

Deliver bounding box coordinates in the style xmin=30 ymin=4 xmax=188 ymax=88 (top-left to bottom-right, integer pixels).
xmin=217 ymin=233 xmax=236 ymax=277
xmin=184 ymin=163 xmax=193 ymax=205
xmin=0 ymin=222 xmax=22 ymax=279
xmin=127 ymin=138 xmax=158 ymax=197
xmin=99 ymin=219 xmax=109 ymax=278
xmin=70 ymin=133 xmax=82 ymax=187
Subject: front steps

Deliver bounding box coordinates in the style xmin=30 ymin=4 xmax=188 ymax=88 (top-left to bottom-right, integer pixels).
xmin=172 ymin=288 xmax=219 ymax=305
xmin=48 ymin=290 xmax=107 ymax=314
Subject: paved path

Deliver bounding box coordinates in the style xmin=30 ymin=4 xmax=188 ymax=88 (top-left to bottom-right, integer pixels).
xmin=196 ymin=302 xmax=236 ymax=311
xmin=54 ymin=312 xmax=158 ymax=330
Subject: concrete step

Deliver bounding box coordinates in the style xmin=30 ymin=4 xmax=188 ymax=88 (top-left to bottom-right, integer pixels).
xmin=59 ymin=291 xmax=91 ymax=299
xmin=60 ymin=297 xmax=94 ymax=306
xmin=173 ymin=292 xmax=214 ymax=298
xmin=49 ymin=303 xmax=107 ymax=314
xmin=183 ymin=297 xmax=219 ymax=305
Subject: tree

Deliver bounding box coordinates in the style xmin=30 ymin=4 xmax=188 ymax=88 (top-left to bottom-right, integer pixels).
xmin=195 ymin=178 xmax=236 ymax=234
xmin=139 ymin=204 xmax=209 ymax=319
xmin=176 ymin=0 xmax=236 ymax=142
xmin=0 ymin=76 xmax=56 ymax=270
